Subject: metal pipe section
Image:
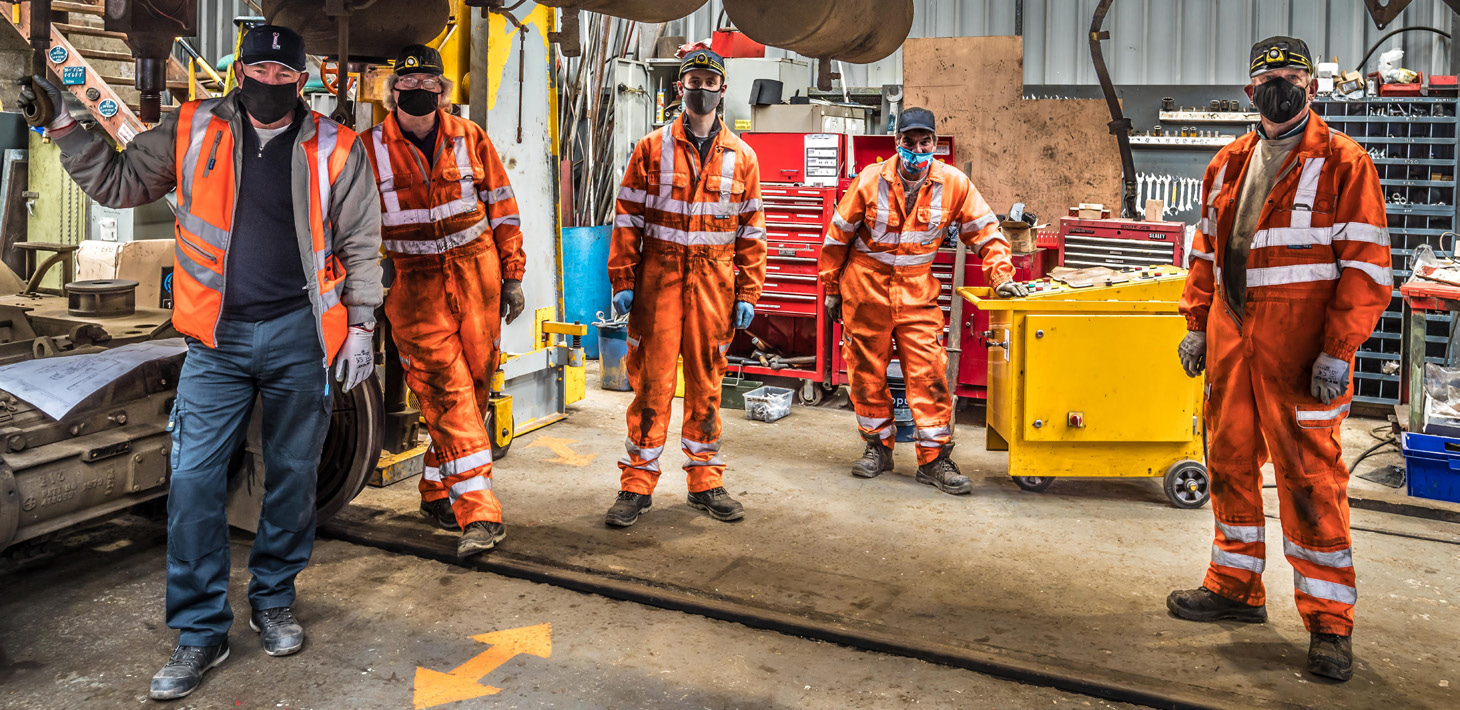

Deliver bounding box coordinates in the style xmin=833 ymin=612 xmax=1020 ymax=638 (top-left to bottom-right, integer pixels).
xmin=725 ymin=0 xmax=913 ymax=64
xmin=537 ymin=0 xmax=707 ymax=24
xmin=24 ymin=0 xmax=55 ymax=127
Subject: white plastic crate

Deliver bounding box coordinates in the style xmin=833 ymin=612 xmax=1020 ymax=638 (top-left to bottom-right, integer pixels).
xmin=743 ymin=386 xmax=792 ymax=422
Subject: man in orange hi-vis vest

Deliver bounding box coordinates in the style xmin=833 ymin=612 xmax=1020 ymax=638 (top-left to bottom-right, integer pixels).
xmin=604 ymin=49 xmax=767 ymax=528
xmin=363 ymin=44 xmax=527 ymax=559
xmin=1169 ymin=36 xmax=1390 ymax=683
xmin=20 ymin=26 xmax=382 ymax=699
xmin=819 ymin=108 xmax=1023 ymax=496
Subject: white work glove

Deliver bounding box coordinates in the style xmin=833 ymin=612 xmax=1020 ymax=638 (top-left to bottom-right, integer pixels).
xmin=1310 ymin=352 xmax=1349 ymax=404
xmin=994 ymin=281 xmax=1028 ymax=298
xmin=824 ymin=293 xmax=842 ymax=322
xmin=334 ymin=323 xmax=376 ymax=393
xmin=17 ymin=76 xmax=74 ymax=131
xmin=1177 ymin=331 xmax=1206 ymax=378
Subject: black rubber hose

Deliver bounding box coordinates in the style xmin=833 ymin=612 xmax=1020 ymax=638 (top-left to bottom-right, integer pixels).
xmin=1356 ymin=25 xmax=1451 ymax=74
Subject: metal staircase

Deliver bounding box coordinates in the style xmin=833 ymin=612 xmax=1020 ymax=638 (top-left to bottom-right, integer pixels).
xmin=3 ymin=1 xmax=223 ymax=145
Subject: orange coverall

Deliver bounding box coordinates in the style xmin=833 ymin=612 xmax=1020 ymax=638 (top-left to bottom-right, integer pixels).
xmin=364 ymin=110 xmax=525 ymax=526
xmin=1180 ymin=111 xmax=1390 ymax=635
xmin=608 ymin=116 xmax=767 ymax=495
xmin=820 ymin=158 xmax=1014 ymax=465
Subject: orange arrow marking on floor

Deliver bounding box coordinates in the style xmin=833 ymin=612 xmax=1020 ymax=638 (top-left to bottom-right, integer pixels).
xmin=524 ymin=436 xmax=596 ymax=467
xmin=413 ymin=623 xmax=553 ymax=709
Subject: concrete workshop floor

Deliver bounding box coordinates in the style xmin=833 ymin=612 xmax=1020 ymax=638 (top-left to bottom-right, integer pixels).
xmin=0 ymin=519 xmax=1138 ymax=710
xmin=332 ymin=364 xmax=1460 ymax=710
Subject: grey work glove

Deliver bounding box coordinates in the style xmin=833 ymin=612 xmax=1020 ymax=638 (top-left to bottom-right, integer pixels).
xmin=824 ymin=293 xmax=842 ymax=322
xmin=1177 ymin=331 xmax=1206 ymax=378
xmin=994 ymin=281 xmax=1029 ymax=298
xmin=501 ymin=279 xmax=525 ymax=324
xmin=334 ymin=323 xmax=376 ymax=393
xmin=18 ymin=75 xmax=73 ymax=131
xmin=1310 ymin=352 xmax=1349 ymax=404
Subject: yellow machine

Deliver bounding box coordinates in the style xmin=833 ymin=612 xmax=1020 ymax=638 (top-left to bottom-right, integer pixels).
xmin=959 ymin=264 xmax=1210 ymax=508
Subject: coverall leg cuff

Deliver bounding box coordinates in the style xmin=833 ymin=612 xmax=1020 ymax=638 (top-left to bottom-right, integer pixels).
xmin=1202 ymin=571 xmax=1267 ymax=607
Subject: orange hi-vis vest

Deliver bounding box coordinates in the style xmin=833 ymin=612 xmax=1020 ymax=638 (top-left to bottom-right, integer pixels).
xmin=170 ymin=98 xmax=357 ymax=363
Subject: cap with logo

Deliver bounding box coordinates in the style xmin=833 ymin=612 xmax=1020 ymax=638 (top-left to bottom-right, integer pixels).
xmin=679 ymin=49 xmax=726 ymax=80
xmin=239 ymin=24 xmax=307 ymax=72
xmin=394 ymin=44 xmax=444 ymax=77
xmin=896 ymin=107 xmax=937 ymax=135
xmin=1250 ymin=35 xmax=1313 ymax=77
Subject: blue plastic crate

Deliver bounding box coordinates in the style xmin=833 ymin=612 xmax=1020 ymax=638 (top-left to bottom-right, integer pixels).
xmin=1399 ymin=431 xmax=1460 ymax=504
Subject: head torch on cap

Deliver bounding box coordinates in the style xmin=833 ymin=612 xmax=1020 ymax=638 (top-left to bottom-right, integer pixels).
xmin=1250 ymin=36 xmax=1314 ymax=77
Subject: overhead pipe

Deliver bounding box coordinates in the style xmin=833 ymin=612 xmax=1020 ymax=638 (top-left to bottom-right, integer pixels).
xmin=23 ymin=0 xmax=55 ymax=127
xmin=725 ymin=0 xmax=913 ymax=65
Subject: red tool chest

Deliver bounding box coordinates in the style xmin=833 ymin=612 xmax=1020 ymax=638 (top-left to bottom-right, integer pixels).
xmin=1056 ymin=217 xmax=1187 ymax=269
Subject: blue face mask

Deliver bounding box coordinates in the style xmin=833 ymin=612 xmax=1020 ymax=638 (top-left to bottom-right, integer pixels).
xmin=897 ymin=145 xmax=934 ymax=169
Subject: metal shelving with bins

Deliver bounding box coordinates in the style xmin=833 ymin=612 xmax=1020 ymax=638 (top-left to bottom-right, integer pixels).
xmin=1311 ymin=97 xmax=1458 ymax=406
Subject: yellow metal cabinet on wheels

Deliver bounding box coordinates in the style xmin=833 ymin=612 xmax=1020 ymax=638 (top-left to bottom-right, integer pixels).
xmin=959 ymin=265 xmax=1210 ymax=508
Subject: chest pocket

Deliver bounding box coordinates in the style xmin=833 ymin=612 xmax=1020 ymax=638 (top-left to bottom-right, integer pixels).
xmin=702 ymin=174 xmax=746 ymax=227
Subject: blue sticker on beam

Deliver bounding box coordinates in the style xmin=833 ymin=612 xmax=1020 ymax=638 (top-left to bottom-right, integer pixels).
xmin=47 ymin=46 xmax=68 ymax=64
xmin=61 ymin=66 xmax=86 ymax=86
xmin=97 ymin=99 xmax=118 ymax=118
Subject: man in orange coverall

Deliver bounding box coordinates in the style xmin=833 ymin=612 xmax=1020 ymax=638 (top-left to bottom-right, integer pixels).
xmin=604 ymin=48 xmax=767 ymax=527
xmin=363 ymin=45 xmax=527 ymax=558
xmin=819 ymin=108 xmax=1025 ymax=495
xmin=1168 ymin=36 xmax=1390 ymax=682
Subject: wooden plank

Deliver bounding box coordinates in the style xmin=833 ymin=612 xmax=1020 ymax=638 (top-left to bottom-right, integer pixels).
xmin=76 ymin=47 xmax=133 ymax=63
xmin=53 ymin=22 xmax=125 ymax=40
xmin=902 ymin=36 xmax=1121 ymax=226
xmin=51 ymin=1 xmax=103 ymax=14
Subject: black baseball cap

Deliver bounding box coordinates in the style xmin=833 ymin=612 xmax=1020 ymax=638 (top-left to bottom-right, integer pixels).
xmin=679 ymin=49 xmax=725 ymax=79
xmin=394 ymin=44 xmax=444 ymax=76
xmin=897 ymin=107 xmax=936 ymax=135
xmin=1250 ymin=36 xmax=1313 ymax=77
xmin=239 ymin=24 xmax=307 ymax=72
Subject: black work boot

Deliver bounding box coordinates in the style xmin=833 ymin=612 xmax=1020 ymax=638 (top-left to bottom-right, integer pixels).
xmin=851 ymin=439 xmax=893 ymax=479
xmin=249 ymin=606 xmax=305 ymax=657
xmin=458 ymin=521 xmax=506 ymax=558
xmin=149 ymin=641 xmax=229 ymax=700
xmin=1166 ymin=586 xmax=1268 ymax=623
xmin=1308 ymin=633 xmax=1354 ymax=681
xmin=605 ymin=491 xmax=652 ymax=528
xmin=420 ymin=498 xmax=459 ymax=531
xmin=915 ymin=444 xmax=972 ymax=495
xmin=687 ymin=486 xmax=745 ymax=521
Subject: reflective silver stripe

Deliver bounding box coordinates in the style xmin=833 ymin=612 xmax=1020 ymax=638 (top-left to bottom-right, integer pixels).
xmin=1207 ymin=167 xmax=1226 ymax=206
xmin=832 ymin=212 xmax=861 ymax=233
xmin=971 ymin=232 xmax=1008 ymax=251
xmin=873 ymin=176 xmax=891 ymax=233
xmin=1189 ymin=249 xmax=1214 ymax=262
xmin=1296 ymin=403 xmax=1350 ymax=422
xmin=718 ymin=148 xmax=736 ymax=206
xmin=737 ymin=225 xmax=765 ymax=241
xmin=684 ymin=456 xmax=725 ymax=468
xmin=1199 ymin=218 xmax=1211 ymax=234
xmin=173 ymin=243 xmax=224 ymax=290
xmin=380 ymin=197 xmax=481 ymax=227
xmin=621 ymin=438 xmax=664 ymax=472
xmin=857 ymin=415 xmax=891 ymax=430
xmin=319 ymin=283 xmax=341 ymax=310
xmin=645 ymin=223 xmax=737 ymax=245
xmin=423 ymin=465 xmax=442 ymax=482
xmin=315 ymin=120 xmax=337 ymax=233
xmin=490 ymin=214 xmax=521 ymax=229
xmin=682 ymin=438 xmax=720 ymax=455
xmin=383 ymin=217 xmax=489 ymax=254
xmin=175 ymin=209 xmax=231 ymax=249
xmin=1251 ymin=227 xmax=1331 ymax=249
xmin=177 ymin=99 xmax=222 ymax=213
xmin=440 ymin=448 xmax=493 ymax=477
xmin=626 ymin=336 xmax=639 ymax=347
xmin=448 ymin=476 xmax=493 ymax=500
xmin=963 ymin=212 xmax=998 ymax=233
xmin=1211 ymin=545 xmax=1266 ymax=573
xmin=1339 ymin=260 xmax=1393 ymax=286
xmin=1331 ymin=222 xmax=1389 ymax=246
xmin=1289 ymin=157 xmax=1325 ymax=229
xmin=615 ymin=213 xmax=645 ymax=229
xmin=738 ymin=198 xmax=763 ymax=213
xmin=853 ymin=242 xmax=939 ymax=267
xmin=916 ymin=425 xmax=950 ymax=440
xmin=480 ymin=185 xmax=515 ymax=204
xmin=1283 ymin=538 xmax=1354 ymax=568
xmin=617 ymin=186 xmax=647 ymax=204
xmin=924 ymin=181 xmax=944 ymax=230
xmin=718 ymin=342 xmax=730 ymax=353
xmin=1216 ymin=520 xmax=1265 ymax=544
xmin=823 ymin=234 xmax=850 ymax=246
xmin=658 ymin=128 xmax=675 ymax=198
xmin=371 ymin=126 xmax=403 ymax=214
xmin=1294 ymin=572 xmax=1357 ymax=604
xmin=644 ymin=193 xmax=760 ymax=216
xmin=1245 ymin=262 xmax=1339 ymax=287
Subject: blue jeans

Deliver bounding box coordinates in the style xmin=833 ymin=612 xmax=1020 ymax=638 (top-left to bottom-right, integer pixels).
xmin=165 ymin=305 xmax=331 ymax=646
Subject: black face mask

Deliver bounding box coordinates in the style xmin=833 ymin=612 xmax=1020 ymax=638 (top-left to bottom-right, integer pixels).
xmin=682 ymin=87 xmax=722 ymax=116
xmin=397 ymin=89 xmax=440 ymax=117
xmin=1253 ymin=78 xmax=1307 ymax=124
xmin=238 ymin=76 xmax=299 ymax=124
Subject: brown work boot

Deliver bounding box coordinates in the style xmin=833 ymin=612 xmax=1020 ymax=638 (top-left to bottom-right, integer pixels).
xmin=915 ymin=444 xmax=971 ymax=495
xmin=457 ymin=521 xmax=506 ymax=558
xmin=851 ymin=439 xmax=893 ymax=478
xmin=1166 ymin=586 xmax=1267 ymax=623
xmin=687 ymin=487 xmax=744 ymax=522
xmin=420 ymin=498 xmax=459 ymax=530
xmin=1308 ymin=633 xmax=1354 ymax=681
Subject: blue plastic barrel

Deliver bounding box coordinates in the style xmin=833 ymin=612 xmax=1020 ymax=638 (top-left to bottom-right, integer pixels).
xmin=887 ymin=360 xmax=915 ymax=442
xmin=563 ymin=225 xmax=613 ymax=358
xmin=597 ymin=321 xmax=632 ymax=391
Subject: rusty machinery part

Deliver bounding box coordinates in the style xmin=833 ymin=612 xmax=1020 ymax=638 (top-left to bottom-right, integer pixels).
xmin=24 ymin=0 xmax=55 ymax=127
xmin=65 ymin=280 xmax=138 ymax=319
xmin=103 ymin=0 xmax=198 ymax=124
xmin=1089 ymin=0 xmax=1138 ymax=220
xmin=725 ymin=0 xmax=913 ymax=65
xmin=320 ymin=60 xmax=359 ymax=96
xmin=262 ymin=0 xmax=452 ymax=65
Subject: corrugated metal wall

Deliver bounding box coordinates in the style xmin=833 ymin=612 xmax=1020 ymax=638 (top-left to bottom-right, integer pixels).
xmin=660 ymin=0 xmax=1458 ymax=88
xmin=194 ymin=0 xmax=257 ymax=69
